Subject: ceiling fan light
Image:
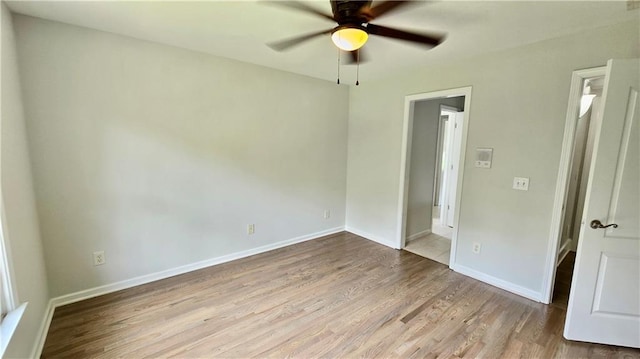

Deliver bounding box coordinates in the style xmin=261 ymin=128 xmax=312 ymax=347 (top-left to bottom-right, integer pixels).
xmin=331 ymin=27 xmax=368 ymax=51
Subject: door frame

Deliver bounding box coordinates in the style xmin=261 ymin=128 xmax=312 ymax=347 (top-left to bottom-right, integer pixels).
xmin=432 ymin=107 xmax=448 ymax=209
xmin=541 ymin=66 xmax=607 ymax=304
xmin=435 ymin=105 xmax=461 ymax=222
xmin=396 ymin=86 xmax=472 ymax=269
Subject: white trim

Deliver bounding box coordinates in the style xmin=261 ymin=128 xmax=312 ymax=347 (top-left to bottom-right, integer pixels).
xmin=49 ymin=227 xmax=344 ymax=308
xmin=556 ymin=237 xmax=574 ymax=267
xmin=557 ymin=247 xmax=571 ymax=268
xmin=0 ymin=302 xmax=27 ymax=358
xmin=396 ymin=98 xmax=415 ymax=251
xmin=345 ymin=227 xmax=398 ymax=249
xmin=440 ymin=104 xmax=461 ymax=113
xmin=0 ymin=194 xmax=23 ymax=358
xmin=451 ymin=263 xmax=542 ymax=302
xmin=30 ymin=300 xmax=54 ymax=359
xmin=541 ymin=66 xmax=607 ymax=304
xmin=433 ymin=110 xmax=448 ymax=207
xmin=396 ymin=87 xmax=473 ymax=272
xmin=434 ymin=104 xmax=462 ymax=204
xmin=449 ymin=94 xmax=472 ymax=268
xmin=406 ymin=229 xmax=432 ymax=242
xmin=0 ymin=199 xmax=19 ymax=311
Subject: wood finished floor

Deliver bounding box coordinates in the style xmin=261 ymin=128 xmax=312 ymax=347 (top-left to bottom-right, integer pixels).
xmin=42 ymin=232 xmax=640 ymax=358
xmin=552 ymin=251 xmax=576 ymax=310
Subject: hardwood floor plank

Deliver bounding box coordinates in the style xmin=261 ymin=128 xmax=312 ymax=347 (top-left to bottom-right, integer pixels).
xmin=41 ymin=232 xmax=640 ymax=358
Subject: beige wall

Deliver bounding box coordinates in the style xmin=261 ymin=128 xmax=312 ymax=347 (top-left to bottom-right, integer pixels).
xmin=345 ymin=20 xmax=639 ymax=297
xmin=14 ymin=15 xmax=349 ymax=297
xmin=1 ymin=3 xmax=50 ymax=358
xmin=3 ymin=7 xmax=639 ymax=355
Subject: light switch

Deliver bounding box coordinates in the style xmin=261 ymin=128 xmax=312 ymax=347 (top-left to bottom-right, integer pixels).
xmin=513 ymin=177 xmax=530 ymax=191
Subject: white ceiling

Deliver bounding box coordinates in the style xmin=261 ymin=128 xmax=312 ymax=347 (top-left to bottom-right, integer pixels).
xmin=6 ymin=1 xmax=638 ymax=84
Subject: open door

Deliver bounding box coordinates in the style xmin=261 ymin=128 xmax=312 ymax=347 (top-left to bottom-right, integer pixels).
xmin=442 ymin=111 xmax=464 ymax=227
xmin=564 ymin=59 xmax=640 ymax=348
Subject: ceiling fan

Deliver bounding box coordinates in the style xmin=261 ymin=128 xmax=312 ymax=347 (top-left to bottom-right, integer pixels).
xmin=267 ymin=0 xmax=446 ymax=64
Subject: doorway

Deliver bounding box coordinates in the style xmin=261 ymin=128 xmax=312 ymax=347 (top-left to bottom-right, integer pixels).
xmin=551 ymin=75 xmax=604 ymax=307
xmin=397 ymin=87 xmax=472 ymax=268
xmin=435 ymin=105 xmax=464 ymax=235
xmin=543 ymin=66 xmax=607 ymax=305
xmin=430 ymin=108 xmax=455 ymax=240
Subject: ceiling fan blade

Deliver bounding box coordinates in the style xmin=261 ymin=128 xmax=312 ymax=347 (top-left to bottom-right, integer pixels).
xmin=346 ymin=48 xmax=368 ymax=64
xmin=366 ymin=23 xmax=445 ymax=47
xmin=264 ymin=1 xmax=335 ymax=22
xmin=267 ymin=29 xmax=333 ymax=51
xmin=363 ymin=1 xmax=415 ymax=20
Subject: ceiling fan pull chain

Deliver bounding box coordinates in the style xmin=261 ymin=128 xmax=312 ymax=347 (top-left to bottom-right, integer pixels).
xmin=356 ymin=50 xmax=360 ymax=86
xmin=336 ymin=48 xmax=341 ymax=85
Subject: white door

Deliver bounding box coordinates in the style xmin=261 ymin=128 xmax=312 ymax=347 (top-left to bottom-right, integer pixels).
xmin=564 ymin=59 xmax=640 ymax=348
xmin=445 ymin=111 xmax=464 ymax=227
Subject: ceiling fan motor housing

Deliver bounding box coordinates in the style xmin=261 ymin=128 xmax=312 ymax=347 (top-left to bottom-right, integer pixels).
xmin=268 ymin=0 xmax=445 ymax=57
xmin=330 ymin=0 xmax=372 ymax=25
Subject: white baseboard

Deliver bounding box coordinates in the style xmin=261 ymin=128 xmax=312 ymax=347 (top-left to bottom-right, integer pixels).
xmin=30 ymin=227 xmax=545 ymax=357
xmin=406 ymin=229 xmax=432 ymax=242
xmin=30 ymin=299 xmax=54 ymax=359
xmin=31 ymin=227 xmax=344 ymax=358
xmin=451 ymin=263 xmax=543 ymax=303
xmin=52 ymin=226 xmax=345 ymax=307
xmin=345 ymin=227 xmax=398 ymax=249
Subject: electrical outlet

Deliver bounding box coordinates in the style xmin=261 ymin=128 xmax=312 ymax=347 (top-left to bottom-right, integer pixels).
xmin=247 ymin=224 xmax=255 ymax=235
xmin=512 ymin=177 xmax=530 ymax=191
xmin=93 ymin=251 xmax=105 ymax=266
xmin=472 ymin=242 xmax=481 ymax=254
xmin=323 ymin=210 xmax=331 ymax=219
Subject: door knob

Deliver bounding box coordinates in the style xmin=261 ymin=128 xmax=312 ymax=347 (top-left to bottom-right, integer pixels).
xmin=590 ymin=219 xmax=618 ymax=229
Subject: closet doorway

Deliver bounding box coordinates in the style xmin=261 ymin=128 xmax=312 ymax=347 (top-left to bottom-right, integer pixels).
xmin=547 ymin=70 xmax=606 ymax=308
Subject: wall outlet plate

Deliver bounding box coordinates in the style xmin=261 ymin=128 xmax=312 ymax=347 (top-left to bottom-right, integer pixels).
xmin=513 ymin=177 xmax=530 ymax=191
xmin=93 ymin=251 xmax=105 ymax=266
xmin=472 ymin=242 xmax=481 ymax=254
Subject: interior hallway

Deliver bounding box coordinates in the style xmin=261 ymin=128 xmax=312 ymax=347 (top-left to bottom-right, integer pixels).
xmin=404 ymin=205 xmax=452 ymax=265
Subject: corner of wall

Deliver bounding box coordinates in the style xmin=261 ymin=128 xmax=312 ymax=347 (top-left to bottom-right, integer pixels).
xmin=1 ymin=3 xmax=52 ymax=358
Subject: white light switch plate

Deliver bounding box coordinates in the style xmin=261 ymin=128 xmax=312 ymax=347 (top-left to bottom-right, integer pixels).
xmin=513 ymin=177 xmax=530 ymax=191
